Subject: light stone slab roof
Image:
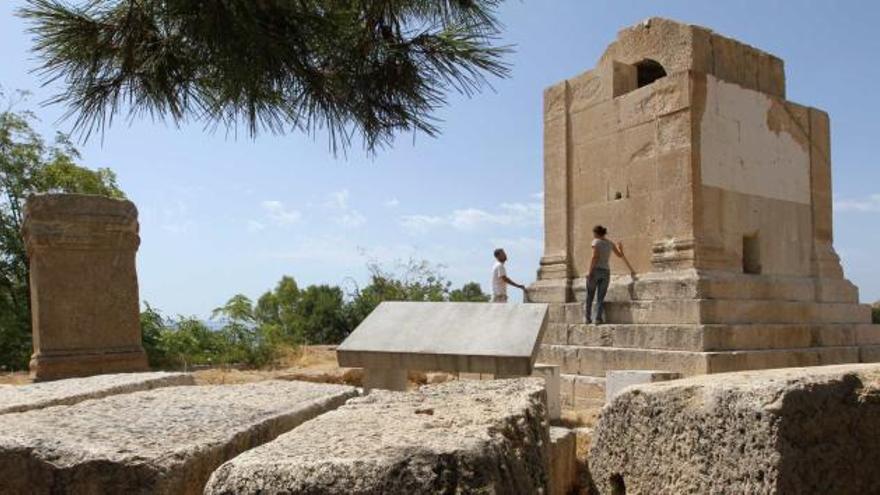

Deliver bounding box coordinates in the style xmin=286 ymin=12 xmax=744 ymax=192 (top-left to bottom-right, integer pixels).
xmin=337 ymin=301 xmax=548 ymax=375
xmin=0 ymin=371 xmax=194 ymax=414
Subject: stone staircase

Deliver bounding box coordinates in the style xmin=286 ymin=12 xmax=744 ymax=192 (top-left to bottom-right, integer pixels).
xmin=539 ymin=301 xmax=880 ymax=410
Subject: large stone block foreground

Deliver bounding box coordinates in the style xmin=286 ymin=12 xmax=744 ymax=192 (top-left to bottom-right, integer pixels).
xmin=589 ymin=363 xmax=880 ymax=494
xmin=0 ymin=381 xmax=356 ymax=495
xmin=206 ymin=378 xmax=551 ymax=494
xmin=0 ymin=371 xmax=193 ymax=414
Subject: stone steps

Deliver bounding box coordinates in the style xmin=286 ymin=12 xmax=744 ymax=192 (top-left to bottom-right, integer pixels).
xmin=541 ymin=322 xmax=880 ymax=351
xmin=572 ymin=272 xmax=860 ymax=304
xmin=551 ymin=299 xmax=872 ymax=325
xmin=539 ymin=343 xmax=879 ymax=377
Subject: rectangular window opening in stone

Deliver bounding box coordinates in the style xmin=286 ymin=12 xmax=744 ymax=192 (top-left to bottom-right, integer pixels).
xmin=742 ymin=233 xmax=762 ymax=274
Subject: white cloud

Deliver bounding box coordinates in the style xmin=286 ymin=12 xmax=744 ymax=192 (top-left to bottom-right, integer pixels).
xmin=400 ymin=197 xmax=542 ymax=233
xmin=384 ymin=198 xmax=400 ymax=208
xmin=246 ymin=220 xmax=266 ymax=232
xmin=399 ymin=214 xmax=446 ymax=233
xmin=835 ymin=194 xmax=880 ymax=212
xmin=161 ymin=221 xmax=194 ymax=234
xmin=337 ymin=210 xmax=367 ymax=228
xmin=327 ymin=189 xmax=351 ymax=210
xmin=326 ymin=189 xmax=366 ymax=227
xmin=158 ymin=200 xmax=195 ymax=234
xmin=262 ymin=200 xmax=302 ymax=225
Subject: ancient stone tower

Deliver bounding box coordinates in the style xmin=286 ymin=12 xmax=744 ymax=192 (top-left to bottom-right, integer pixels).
xmin=529 ymin=18 xmax=880 ymax=407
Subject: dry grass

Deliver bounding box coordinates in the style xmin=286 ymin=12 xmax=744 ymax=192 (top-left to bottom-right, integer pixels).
xmin=193 ymin=345 xmax=342 ymax=385
xmin=559 ymin=407 xmax=601 ymax=429
xmin=0 ymin=372 xmax=31 ymax=385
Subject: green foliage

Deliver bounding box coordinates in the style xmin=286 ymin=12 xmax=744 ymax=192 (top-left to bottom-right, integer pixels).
xmin=141 ymin=261 xmax=490 ymax=370
xmin=450 ymin=282 xmax=491 ymax=302
xmin=872 ymin=305 xmax=880 ymax=325
xmin=21 ymin=0 xmax=511 ymax=152
xmin=294 ymin=285 xmax=349 ymax=345
xmin=0 ymin=91 xmax=125 ymax=370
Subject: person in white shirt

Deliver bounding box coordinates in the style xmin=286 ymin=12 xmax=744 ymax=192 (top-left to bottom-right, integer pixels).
xmin=491 ymin=248 xmax=525 ymax=303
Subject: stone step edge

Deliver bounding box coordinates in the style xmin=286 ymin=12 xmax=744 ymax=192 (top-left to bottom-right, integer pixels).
xmin=541 ymin=325 xmax=880 ymax=352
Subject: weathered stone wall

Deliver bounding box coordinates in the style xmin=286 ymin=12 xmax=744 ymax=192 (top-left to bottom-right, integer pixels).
xmin=589 ymin=364 xmax=880 ymax=494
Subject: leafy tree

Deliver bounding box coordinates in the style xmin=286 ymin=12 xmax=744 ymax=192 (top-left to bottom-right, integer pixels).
xmin=139 ymin=302 xmax=167 ymax=368
xmin=255 ymin=275 xmax=301 ymax=342
xmin=450 ymin=281 xmax=490 ymax=302
xmin=344 ymin=258 xmax=487 ymax=329
xmin=21 ymin=0 xmax=510 ymax=151
xmin=0 ymin=92 xmax=124 ymax=370
xmin=872 ymin=304 xmax=880 ymax=325
xmin=294 ymin=285 xmax=349 ymax=345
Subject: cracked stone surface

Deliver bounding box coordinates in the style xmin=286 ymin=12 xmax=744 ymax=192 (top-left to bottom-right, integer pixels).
xmin=589 ymin=363 xmax=880 ymax=494
xmin=0 ymin=380 xmax=357 ymax=495
xmin=206 ymin=378 xmax=550 ymax=494
xmin=0 ymin=371 xmax=194 ymax=414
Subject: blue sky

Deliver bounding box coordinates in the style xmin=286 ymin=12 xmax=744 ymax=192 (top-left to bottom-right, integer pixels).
xmin=1 ymin=1 xmax=878 ymax=317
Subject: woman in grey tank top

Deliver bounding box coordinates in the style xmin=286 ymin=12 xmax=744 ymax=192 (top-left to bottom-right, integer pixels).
xmin=585 ymin=225 xmax=627 ymax=324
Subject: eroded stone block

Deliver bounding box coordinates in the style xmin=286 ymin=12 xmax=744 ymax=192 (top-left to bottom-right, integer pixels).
xmin=549 ymin=427 xmax=577 ymax=495
xmin=0 ymin=381 xmax=357 ymax=494
xmin=590 ymin=364 xmax=880 ymax=494
xmin=0 ymin=371 xmax=193 ymax=415
xmin=605 ymin=369 xmax=681 ymax=402
xmin=205 ymin=379 xmax=550 ymax=494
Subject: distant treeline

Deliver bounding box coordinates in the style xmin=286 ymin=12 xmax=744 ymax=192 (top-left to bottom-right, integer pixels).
xmin=142 ymin=259 xmax=489 ymax=370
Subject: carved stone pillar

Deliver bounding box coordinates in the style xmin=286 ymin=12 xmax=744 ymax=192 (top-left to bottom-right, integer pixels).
xmin=23 ymin=193 xmax=148 ymax=380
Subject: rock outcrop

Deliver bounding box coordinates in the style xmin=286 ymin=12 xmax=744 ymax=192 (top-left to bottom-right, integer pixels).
xmin=0 ymin=371 xmax=193 ymax=414
xmin=205 ymin=378 xmax=550 ymax=494
xmin=0 ymin=381 xmax=356 ymax=494
xmin=589 ymin=363 xmax=880 ymax=494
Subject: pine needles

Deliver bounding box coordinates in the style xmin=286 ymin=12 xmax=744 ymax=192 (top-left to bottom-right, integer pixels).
xmin=20 ymin=0 xmax=512 ymax=152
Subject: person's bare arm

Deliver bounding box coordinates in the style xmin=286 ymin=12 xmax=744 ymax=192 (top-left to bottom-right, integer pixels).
xmin=502 ymin=275 xmax=526 ymax=290
xmin=613 ymin=241 xmax=636 ymax=276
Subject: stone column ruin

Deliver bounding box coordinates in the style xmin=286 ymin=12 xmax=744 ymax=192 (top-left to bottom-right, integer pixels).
xmin=23 ymin=193 xmax=149 ymax=380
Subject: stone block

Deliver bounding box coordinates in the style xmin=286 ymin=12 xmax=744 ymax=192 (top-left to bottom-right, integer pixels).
xmin=542 ymin=323 xmax=569 ymax=345
xmin=549 ymin=427 xmax=577 ymax=495
xmin=572 ymin=375 xmax=606 ymax=410
xmin=590 ymin=364 xmax=880 ymax=494
xmin=560 ymin=373 xmax=576 ymax=407
xmin=533 ymin=363 xmax=561 ymax=420
xmin=0 ymin=381 xmax=357 ymax=494
xmin=605 ymin=369 xmax=681 ymax=402
xmin=0 ymin=372 xmax=193 ymax=415
xmin=22 ymin=193 xmax=149 ymax=380
xmin=757 ymin=53 xmax=785 ymax=97
xmin=337 ymin=302 xmax=548 ymax=377
xmin=204 ymin=379 xmax=551 ymax=494
xmin=363 ymin=368 xmax=407 ymax=392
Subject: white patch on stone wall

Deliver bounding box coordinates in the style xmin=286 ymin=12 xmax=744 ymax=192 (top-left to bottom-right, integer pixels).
xmin=700 ymin=77 xmax=811 ymax=205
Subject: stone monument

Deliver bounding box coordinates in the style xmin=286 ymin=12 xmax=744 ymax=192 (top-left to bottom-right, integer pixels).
xmin=528 ymin=18 xmax=880 ymax=405
xmin=23 ymin=193 xmax=149 ymax=380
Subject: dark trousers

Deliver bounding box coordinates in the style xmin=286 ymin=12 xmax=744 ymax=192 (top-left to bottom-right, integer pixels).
xmin=585 ymin=268 xmax=610 ymax=323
